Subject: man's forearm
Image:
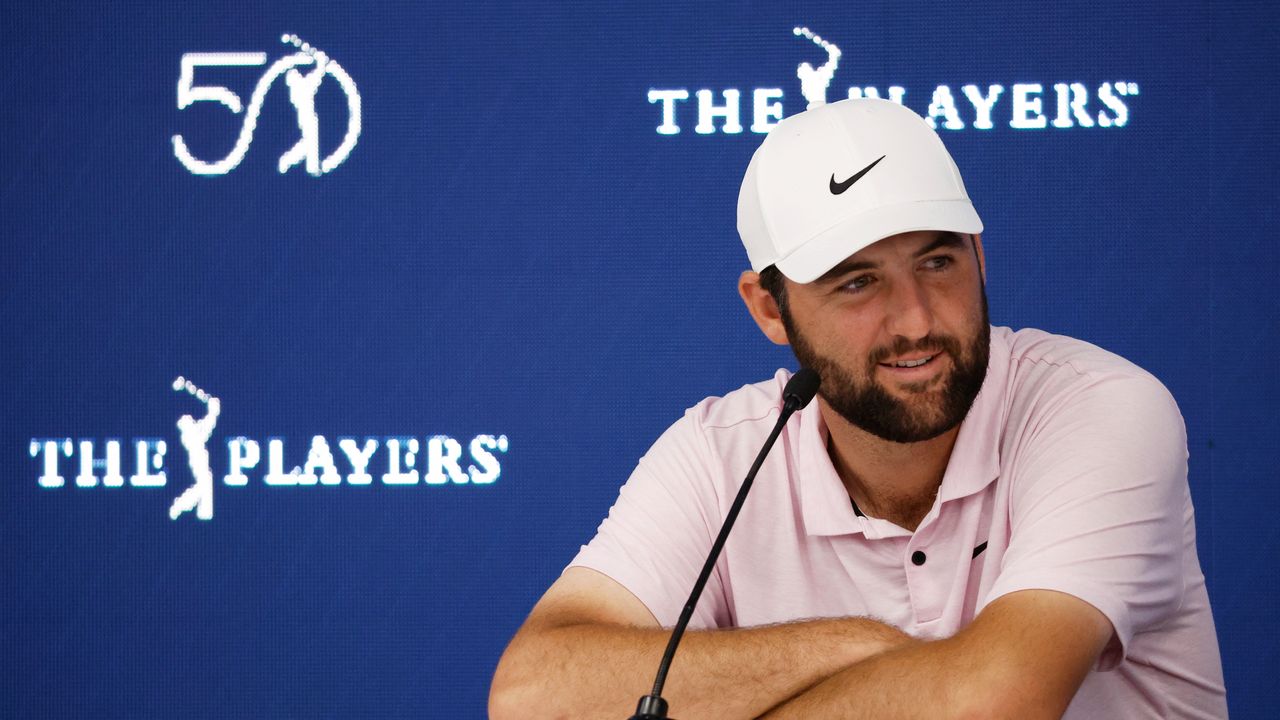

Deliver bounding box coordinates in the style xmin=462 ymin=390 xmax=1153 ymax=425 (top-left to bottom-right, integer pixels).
xmin=758 ymin=591 xmax=1110 ymax=720
xmin=489 ymin=616 xmax=912 ymax=720
xmin=759 ymin=635 xmax=958 ymax=720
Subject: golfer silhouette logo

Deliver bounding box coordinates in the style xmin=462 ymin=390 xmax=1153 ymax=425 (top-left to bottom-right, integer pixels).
xmin=278 ymin=35 xmax=331 ymax=175
xmin=169 ymin=377 xmax=220 ymax=521
xmin=794 ymin=27 xmax=841 ymax=110
xmin=172 ymin=33 xmax=362 ymax=176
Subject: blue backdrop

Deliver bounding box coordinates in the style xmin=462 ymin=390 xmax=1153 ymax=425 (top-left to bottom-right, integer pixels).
xmin=3 ymin=1 xmax=1276 ymax=717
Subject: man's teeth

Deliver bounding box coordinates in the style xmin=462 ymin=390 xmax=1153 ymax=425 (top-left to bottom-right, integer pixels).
xmin=891 ymin=355 xmax=934 ymax=368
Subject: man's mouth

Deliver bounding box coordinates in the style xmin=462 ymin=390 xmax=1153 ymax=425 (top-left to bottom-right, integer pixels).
xmin=884 ymin=355 xmax=935 ymax=368
xmin=877 ymin=353 xmax=945 ymax=379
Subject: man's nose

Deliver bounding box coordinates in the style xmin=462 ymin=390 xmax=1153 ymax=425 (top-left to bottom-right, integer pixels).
xmin=883 ymin=277 xmax=934 ymax=341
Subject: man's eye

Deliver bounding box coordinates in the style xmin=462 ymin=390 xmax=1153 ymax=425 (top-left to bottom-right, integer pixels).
xmin=845 ymin=275 xmax=874 ymax=291
xmin=923 ymin=256 xmax=953 ymax=271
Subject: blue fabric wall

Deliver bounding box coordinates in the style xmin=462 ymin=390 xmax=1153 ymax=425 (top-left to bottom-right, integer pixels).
xmin=3 ymin=2 xmax=1275 ymax=716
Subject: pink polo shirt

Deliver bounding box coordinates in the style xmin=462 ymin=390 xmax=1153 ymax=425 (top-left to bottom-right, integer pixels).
xmin=569 ymin=326 xmax=1227 ymax=718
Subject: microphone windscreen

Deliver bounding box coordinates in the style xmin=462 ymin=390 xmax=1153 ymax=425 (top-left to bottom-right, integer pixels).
xmin=783 ymin=367 xmax=821 ymax=409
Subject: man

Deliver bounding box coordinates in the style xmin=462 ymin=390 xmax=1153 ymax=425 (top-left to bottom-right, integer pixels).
xmin=490 ymin=99 xmax=1227 ymax=719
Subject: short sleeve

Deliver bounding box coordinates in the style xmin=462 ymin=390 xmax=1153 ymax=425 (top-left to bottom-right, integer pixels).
xmin=567 ymin=406 xmax=732 ymax=629
xmin=985 ymin=374 xmax=1189 ymax=670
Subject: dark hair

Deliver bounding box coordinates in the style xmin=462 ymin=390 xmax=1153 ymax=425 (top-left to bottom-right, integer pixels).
xmin=758 ymin=264 xmax=788 ymax=315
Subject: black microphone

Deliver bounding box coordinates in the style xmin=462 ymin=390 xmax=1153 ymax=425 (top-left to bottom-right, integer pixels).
xmin=629 ymin=368 xmax=821 ymax=720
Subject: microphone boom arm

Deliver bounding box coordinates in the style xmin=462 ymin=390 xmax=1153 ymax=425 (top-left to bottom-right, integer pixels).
xmin=629 ymin=368 xmax=820 ymax=720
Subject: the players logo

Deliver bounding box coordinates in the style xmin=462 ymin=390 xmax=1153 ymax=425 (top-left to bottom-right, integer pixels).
xmin=172 ymin=33 xmax=362 ymax=176
xmin=31 ymin=378 xmax=510 ymax=522
xmin=647 ymin=26 xmax=1138 ymax=135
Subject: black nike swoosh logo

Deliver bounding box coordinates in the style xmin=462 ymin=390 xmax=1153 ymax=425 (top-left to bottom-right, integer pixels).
xmin=972 ymin=541 xmax=988 ymax=559
xmin=829 ymin=155 xmax=886 ymax=195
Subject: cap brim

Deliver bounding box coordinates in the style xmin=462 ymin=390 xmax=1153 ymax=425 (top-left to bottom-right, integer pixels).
xmin=774 ymin=200 xmax=984 ymax=284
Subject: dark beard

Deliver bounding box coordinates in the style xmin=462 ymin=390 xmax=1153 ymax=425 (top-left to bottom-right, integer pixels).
xmin=783 ymin=290 xmax=991 ymax=444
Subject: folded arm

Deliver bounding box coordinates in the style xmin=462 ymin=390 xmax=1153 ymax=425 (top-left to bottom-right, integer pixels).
xmin=761 ymin=588 xmax=1113 ymax=720
xmin=489 ymin=566 xmax=916 ymax=720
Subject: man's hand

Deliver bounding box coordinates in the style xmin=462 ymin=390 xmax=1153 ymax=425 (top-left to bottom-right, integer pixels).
xmin=760 ymin=589 xmax=1114 ymax=719
xmin=489 ymin=567 xmax=914 ymax=720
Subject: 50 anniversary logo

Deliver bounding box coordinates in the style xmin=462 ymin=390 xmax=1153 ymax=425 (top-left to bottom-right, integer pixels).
xmin=173 ymin=33 xmax=361 ymax=176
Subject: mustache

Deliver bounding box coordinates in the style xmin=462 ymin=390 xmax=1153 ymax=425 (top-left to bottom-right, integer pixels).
xmin=867 ymin=333 xmax=964 ymax=366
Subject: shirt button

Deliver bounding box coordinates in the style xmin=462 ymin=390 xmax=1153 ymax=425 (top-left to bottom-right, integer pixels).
xmin=911 ymin=550 xmax=927 ymax=566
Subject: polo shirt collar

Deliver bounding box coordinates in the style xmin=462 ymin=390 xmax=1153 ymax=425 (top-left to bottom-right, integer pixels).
xmin=795 ymin=398 xmax=866 ymax=537
xmin=936 ymin=328 xmax=1007 ymax=505
xmin=794 ymin=327 xmax=1007 ymax=538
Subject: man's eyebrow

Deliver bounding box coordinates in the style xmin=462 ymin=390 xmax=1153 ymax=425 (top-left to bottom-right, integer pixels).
xmin=913 ymin=232 xmax=967 ymax=257
xmin=817 ymin=258 xmax=877 ymax=281
xmin=816 ymin=233 xmax=968 ymax=282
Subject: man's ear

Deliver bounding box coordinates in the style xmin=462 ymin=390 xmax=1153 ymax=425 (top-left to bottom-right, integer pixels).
xmin=738 ymin=271 xmax=791 ymax=346
xmin=971 ymin=233 xmax=987 ymax=284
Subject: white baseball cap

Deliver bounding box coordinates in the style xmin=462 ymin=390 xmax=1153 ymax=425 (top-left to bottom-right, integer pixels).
xmin=737 ymin=98 xmax=983 ymax=283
